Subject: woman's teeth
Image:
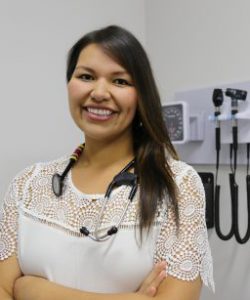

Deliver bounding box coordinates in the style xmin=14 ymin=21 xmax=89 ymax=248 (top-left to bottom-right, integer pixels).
xmin=87 ymin=107 xmax=113 ymax=116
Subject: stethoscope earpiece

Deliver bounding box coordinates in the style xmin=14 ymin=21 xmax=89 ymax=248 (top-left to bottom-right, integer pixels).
xmin=107 ymin=226 xmax=118 ymax=235
xmin=80 ymin=226 xmax=90 ymax=236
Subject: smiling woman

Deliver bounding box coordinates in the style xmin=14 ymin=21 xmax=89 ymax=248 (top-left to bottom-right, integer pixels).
xmin=0 ymin=25 xmax=214 ymax=300
xmin=68 ymin=43 xmax=138 ymax=144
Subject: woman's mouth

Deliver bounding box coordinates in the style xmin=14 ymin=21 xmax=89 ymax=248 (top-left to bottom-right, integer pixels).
xmin=83 ymin=106 xmax=117 ymax=121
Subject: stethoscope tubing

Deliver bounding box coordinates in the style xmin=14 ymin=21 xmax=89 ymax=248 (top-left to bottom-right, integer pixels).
xmin=52 ymin=146 xmax=138 ymax=242
xmin=88 ymin=196 xmax=131 ymax=242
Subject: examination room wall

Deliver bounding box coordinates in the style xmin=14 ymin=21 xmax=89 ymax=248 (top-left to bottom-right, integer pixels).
xmin=145 ymin=0 xmax=250 ymax=299
xmin=0 ymin=0 xmax=146 ymax=200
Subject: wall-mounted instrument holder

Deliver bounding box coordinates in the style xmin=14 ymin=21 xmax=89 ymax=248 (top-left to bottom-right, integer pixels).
xmin=209 ymin=99 xmax=250 ymax=145
xmin=164 ymin=81 xmax=250 ymax=165
xmin=162 ymin=82 xmax=250 ymax=243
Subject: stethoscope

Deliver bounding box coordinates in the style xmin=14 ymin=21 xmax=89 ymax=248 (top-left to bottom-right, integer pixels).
xmin=52 ymin=144 xmax=138 ymax=242
xmin=212 ymin=89 xmax=250 ymax=244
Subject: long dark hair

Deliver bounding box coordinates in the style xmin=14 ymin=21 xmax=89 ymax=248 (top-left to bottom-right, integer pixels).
xmin=66 ymin=25 xmax=179 ymax=233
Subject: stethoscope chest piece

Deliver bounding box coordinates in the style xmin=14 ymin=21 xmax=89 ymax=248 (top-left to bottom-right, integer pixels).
xmin=52 ymin=173 xmax=63 ymax=197
xmin=52 ymin=144 xmax=84 ymax=197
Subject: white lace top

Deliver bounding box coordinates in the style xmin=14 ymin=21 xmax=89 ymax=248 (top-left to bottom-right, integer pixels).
xmin=0 ymin=156 xmax=214 ymax=292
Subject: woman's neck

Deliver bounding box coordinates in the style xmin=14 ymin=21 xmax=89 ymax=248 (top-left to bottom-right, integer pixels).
xmin=78 ymin=136 xmax=135 ymax=170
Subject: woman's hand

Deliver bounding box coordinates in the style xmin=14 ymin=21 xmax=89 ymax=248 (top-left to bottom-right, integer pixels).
xmin=14 ymin=275 xmax=45 ymax=300
xmin=137 ymin=261 xmax=167 ymax=297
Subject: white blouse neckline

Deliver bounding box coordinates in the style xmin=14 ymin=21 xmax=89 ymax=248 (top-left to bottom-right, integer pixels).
xmin=68 ymin=169 xmax=124 ymax=200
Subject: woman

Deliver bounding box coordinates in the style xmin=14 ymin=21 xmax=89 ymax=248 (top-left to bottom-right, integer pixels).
xmin=0 ymin=25 xmax=214 ymax=299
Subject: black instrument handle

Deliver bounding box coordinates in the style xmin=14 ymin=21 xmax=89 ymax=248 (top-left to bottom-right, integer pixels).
xmin=232 ymin=125 xmax=238 ymax=151
xmin=216 ymin=127 xmax=221 ymax=152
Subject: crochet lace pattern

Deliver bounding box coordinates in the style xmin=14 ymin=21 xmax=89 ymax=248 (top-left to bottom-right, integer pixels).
xmin=0 ymin=156 xmax=214 ymax=291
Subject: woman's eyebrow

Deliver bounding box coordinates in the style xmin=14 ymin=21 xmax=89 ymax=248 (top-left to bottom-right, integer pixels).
xmin=112 ymin=71 xmax=129 ymax=76
xmin=75 ymin=65 xmax=129 ymax=76
xmin=75 ymin=66 xmax=94 ymax=72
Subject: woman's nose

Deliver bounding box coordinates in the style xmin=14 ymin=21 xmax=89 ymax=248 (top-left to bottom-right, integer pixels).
xmin=90 ymin=79 xmax=110 ymax=101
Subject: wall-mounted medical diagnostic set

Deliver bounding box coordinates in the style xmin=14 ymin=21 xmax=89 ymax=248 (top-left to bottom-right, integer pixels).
xmin=162 ymin=81 xmax=250 ymax=244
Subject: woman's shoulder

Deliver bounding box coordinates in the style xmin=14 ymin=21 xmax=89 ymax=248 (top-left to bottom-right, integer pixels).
xmin=167 ymin=156 xmax=199 ymax=180
xmin=35 ymin=155 xmax=70 ymax=174
xmin=10 ymin=156 xmax=69 ymax=191
xmin=167 ymin=156 xmax=205 ymax=203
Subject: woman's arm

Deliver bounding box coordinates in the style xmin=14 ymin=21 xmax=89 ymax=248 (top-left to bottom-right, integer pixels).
xmin=14 ymin=273 xmax=201 ymax=300
xmin=13 ymin=262 xmax=167 ymax=300
xmin=0 ymin=255 xmax=165 ymax=300
xmin=0 ymin=256 xmax=22 ymax=300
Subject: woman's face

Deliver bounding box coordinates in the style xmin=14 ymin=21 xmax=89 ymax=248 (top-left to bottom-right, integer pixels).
xmin=68 ymin=43 xmax=138 ymax=144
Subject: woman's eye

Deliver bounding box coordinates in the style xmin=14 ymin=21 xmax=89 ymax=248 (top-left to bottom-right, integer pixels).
xmin=78 ymin=74 xmax=94 ymax=81
xmin=113 ymin=78 xmax=132 ymax=86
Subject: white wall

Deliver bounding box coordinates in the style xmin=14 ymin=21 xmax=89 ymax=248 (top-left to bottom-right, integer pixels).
xmin=0 ymin=0 xmax=146 ymax=199
xmin=145 ymin=0 xmax=250 ymax=101
xmin=145 ymin=0 xmax=250 ymax=299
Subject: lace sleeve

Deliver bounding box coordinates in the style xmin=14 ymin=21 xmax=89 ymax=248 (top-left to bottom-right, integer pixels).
xmin=154 ymin=164 xmax=215 ymax=292
xmin=0 ymin=165 xmax=36 ymax=260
